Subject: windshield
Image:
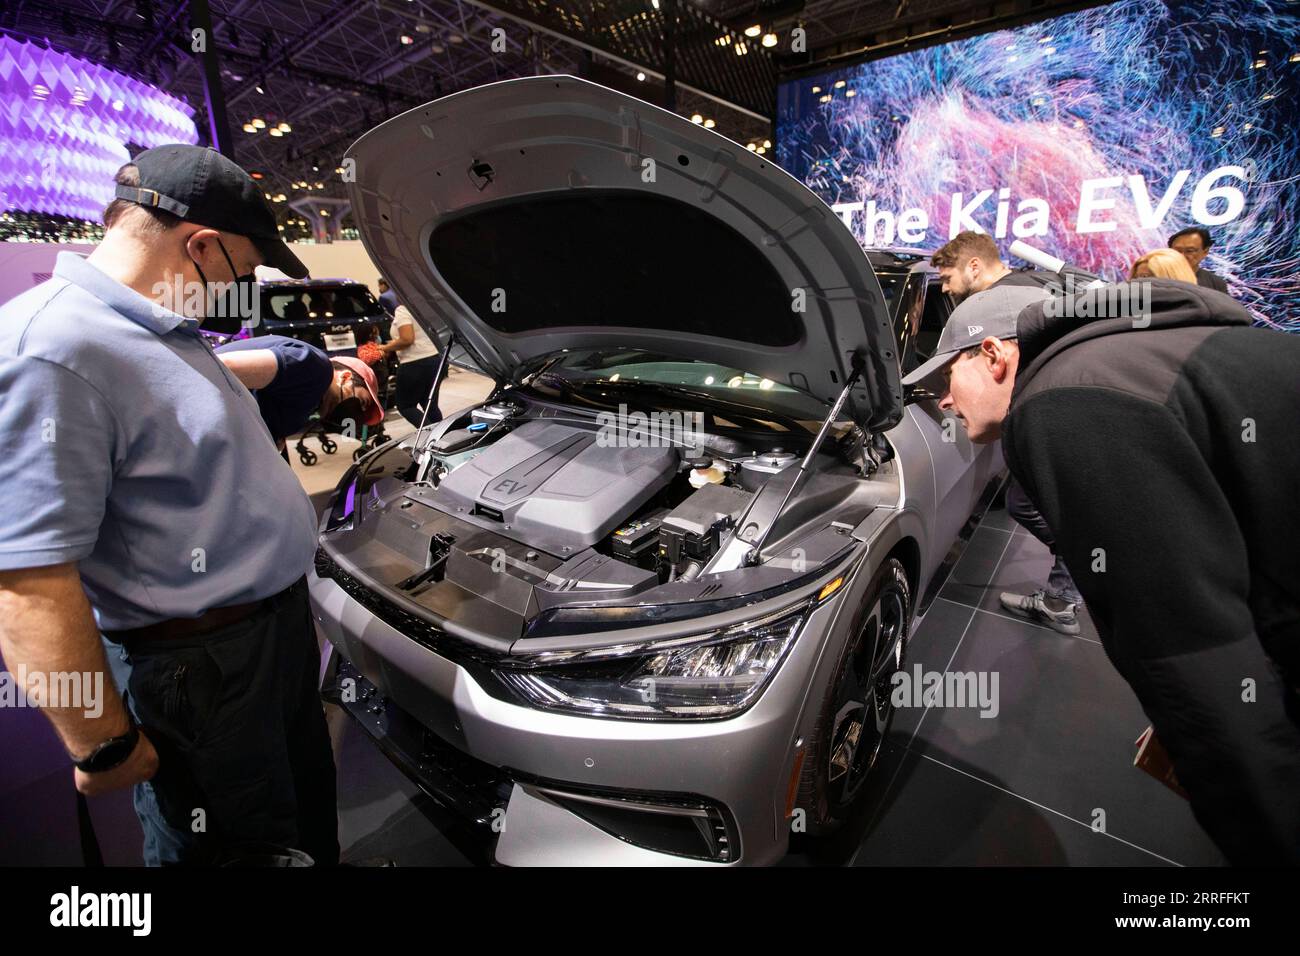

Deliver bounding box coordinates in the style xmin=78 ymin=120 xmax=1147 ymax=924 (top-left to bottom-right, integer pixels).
xmin=529 ymin=349 xmax=838 ymax=422
xmin=264 ymin=286 xmax=378 ymax=323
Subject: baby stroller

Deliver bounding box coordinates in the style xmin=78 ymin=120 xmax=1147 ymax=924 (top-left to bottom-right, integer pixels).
xmin=294 ymin=325 xmax=398 ymax=465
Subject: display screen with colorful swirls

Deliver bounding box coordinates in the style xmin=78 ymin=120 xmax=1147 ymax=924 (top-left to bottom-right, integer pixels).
xmin=776 ymin=0 xmax=1300 ymax=329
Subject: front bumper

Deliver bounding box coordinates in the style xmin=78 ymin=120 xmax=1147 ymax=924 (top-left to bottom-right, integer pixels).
xmin=308 ymin=563 xmax=835 ymax=865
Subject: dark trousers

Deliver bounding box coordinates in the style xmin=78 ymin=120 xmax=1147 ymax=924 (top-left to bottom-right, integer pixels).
xmin=104 ymin=578 xmax=339 ymax=866
xmin=1005 ymin=477 xmax=1083 ymax=605
xmin=395 ymin=355 xmax=441 ymax=428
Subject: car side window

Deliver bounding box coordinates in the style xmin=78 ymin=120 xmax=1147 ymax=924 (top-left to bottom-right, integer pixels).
xmin=912 ymin=280 xmax=953 ymax=366
xmin=890 ymin=274 xmax=924 ymax=363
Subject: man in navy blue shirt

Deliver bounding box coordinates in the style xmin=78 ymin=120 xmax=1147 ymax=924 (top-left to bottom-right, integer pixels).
xmin=216 ymin=336 xmax=384 ymax=452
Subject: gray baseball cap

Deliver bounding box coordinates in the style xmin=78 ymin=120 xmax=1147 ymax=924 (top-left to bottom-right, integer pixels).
xmin=901 ymin=284 xmax=1053 ymax=386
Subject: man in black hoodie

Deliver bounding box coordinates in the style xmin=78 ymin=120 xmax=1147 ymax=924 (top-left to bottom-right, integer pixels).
xmin=907 ymin=278 xmax=1300 ymax=864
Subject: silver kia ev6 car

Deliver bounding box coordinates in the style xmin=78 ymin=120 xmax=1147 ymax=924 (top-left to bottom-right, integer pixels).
xmin=308 ymin=76 xmax=1003 ymax=865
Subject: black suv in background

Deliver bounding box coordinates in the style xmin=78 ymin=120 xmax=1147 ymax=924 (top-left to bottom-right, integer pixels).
xmin=201 ymin=278 xmax=393 ymax=355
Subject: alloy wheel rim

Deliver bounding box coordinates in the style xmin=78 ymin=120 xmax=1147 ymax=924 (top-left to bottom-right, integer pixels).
xmin=826 ymin=586 xmax=906 ymax=808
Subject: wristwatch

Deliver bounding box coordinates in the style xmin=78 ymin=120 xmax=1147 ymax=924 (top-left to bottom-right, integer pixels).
xmin=73 ymin=719 xmax=140 ymax=774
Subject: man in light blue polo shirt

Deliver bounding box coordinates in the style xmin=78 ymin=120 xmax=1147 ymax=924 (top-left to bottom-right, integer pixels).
xmin=0 ymin=146 xmax=338 ymax=865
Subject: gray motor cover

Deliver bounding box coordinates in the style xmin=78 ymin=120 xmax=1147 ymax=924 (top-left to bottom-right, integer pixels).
xmin=429 ymin=420 xmax=677 ymax=555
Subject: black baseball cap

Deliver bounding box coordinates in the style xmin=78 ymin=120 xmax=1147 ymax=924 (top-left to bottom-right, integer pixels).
xmin=114 ymin=144 xmax=309 ymax=279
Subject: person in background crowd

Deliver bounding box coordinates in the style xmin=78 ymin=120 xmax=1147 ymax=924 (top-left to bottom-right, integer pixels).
xmin=907 ymin=279 xmax=1300 ymax=864
xmin=1131 ymin=247 xmax=1199 ymax=284
xmin=931 ymin=230 xmax=1060 ymax=301
xmin=1168 ymin=226 xmax=1229 ymax=293
xmin=931 ymin=232 xmax=1085 ymax=634
xmin=216 ymin=335 xmax=384 ymax=456
xmin=376 ymin=277 xmax=397 ymax=317
xmin=379 ymin=303 xmax=442 ymax=427
xmin=0 ymin=145 xmax=340 ymax=865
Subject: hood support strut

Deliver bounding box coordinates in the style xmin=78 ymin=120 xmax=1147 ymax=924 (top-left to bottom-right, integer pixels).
xmin=744 ymin=353 xmax=867 ymax=566
xmin=413 ymin=330 xmax=457 ymax=478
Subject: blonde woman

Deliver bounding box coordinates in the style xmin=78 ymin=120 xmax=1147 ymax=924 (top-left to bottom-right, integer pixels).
xmin=1130 ymin=248 xmax=1199 ymax=283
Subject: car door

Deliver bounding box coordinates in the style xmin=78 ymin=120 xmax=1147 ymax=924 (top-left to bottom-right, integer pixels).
xmin=903 ymin=277 xmax=1001 ymax=554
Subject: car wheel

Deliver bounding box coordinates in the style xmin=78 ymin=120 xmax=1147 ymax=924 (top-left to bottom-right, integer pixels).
xmin=795 ymin=557 xmax=910 ymax=835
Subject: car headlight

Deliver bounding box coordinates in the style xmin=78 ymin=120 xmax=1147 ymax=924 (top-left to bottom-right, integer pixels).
xmin=493 ymin=604 xmax=808 ymax=720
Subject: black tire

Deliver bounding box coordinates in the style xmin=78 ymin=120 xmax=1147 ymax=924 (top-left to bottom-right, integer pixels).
xmin=299 ymin=450 xmax=318 ymax=466
xmin=794 ymin=557 xmax=911 ymax=836
xmin=320 ymin=438 xmax=338 ymax=454
xmin=351 ymin=447 xmax=365 ymax=461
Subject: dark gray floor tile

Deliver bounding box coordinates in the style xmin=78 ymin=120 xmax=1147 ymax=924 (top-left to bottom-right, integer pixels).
xmin=907 ymin=607 xmax=1224 ymax=866
xmin=851 ymin=746 xmax=1179 ymax=866
xmin=936 ymin=524 xmax=1018 ymax=607
xmin=893 ymin=598 xmax=977 ymax=740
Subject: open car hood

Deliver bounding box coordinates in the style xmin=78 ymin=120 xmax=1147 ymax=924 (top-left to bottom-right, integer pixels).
xmin=345 ymin=76 xmax=902 ymax=430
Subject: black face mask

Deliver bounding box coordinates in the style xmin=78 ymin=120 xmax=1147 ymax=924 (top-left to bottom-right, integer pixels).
xmin=324 ymin=396 xmax=365 ymax=434
xmin=191 ymin=237 xmax=258 ymax=328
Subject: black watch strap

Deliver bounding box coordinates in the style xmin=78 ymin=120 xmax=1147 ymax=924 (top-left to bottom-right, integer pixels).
xmin=74 ymin=720 xmax=140 ymax=774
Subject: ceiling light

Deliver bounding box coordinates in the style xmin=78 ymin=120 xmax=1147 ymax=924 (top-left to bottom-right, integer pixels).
xmin=255 ymin=85 xmax=264 ymax=94
xmin=744 ymin=25 xmax=761 ymax=37
xmin=400 ymin=34 xmax=414 ymax=45
xmin=820 ymin=94 xmax=832 ymax=103
xmin=1211 ymin=126 xmax=1224 ymax=137
xmin=704 ymin=118 xmax=715 ymax=128
xmin=278 ymin=122 xmax=291 ymax=132
xmin=251 ymin=117 xmax=266 ymax=128
xmin=636 ymin=71 xmax=646 ymax=81
xmin=834 ymin=80 xmax=845 ymax=88
xmin=268 ymin=127 xmax=283 ymax=137
xmin=415 ymin=22 xmax=432 ymax=34
xmin=756 ymin=146 xmax=766 ymax=154
xmin=735 ymin=41 xmax=748 ymax=55
xmin=763 ymin=139 xmax=771 ymax=148
xmin=845 ymin=89 xmax=856 ymax=97
xmin=1253 ymin=58 xmax=1265 ymax=68
xmin=242 ymin=123 xmax=256 ymax=133
xmin=762 ymin=32 xmax=777 ymax=48
xmin=431 ymin=42 xmax=446 ymax=53
xmin=811 ymin=85 xmax=821 ymax=93
xmin=746 ymin=143 xmax=757 ymax=151
xmin=691 ymin=113 xmax=703 ymax=123
xmin=449 ymin=33 xmax=464 ymax=43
